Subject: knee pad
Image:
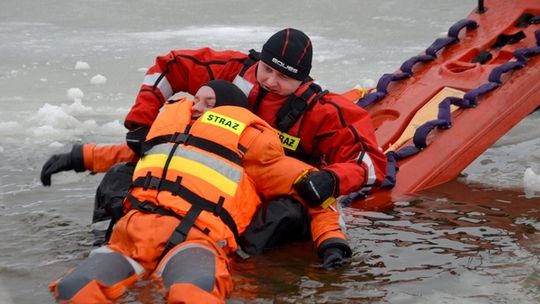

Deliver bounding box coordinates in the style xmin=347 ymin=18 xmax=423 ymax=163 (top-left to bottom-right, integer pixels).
xmin=155 ymin=243 xmax=216 ymax=292
xmin=55 ymin=247 xmax=143 ymax=300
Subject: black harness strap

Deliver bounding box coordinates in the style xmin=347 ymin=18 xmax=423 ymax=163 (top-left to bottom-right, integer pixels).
xmin=127 ymin=193 xmax=182 ymax=219
xmin=275 ymin=94 xmax=307 ymax=131
xmin=164 ymin=204 xmax=204 ymax=254
xmin=131 ymin=176 xmax=240 ymax=240
xmin=275 ymin=83 xmax=327 ymax=132
xmin=142 ymin=132 xmax=242 ymax=165
xmin=237 ymin=49 xmax=271 ymax=114
xmin=239 ymin=49 xmax=260 ymax=77
xmin=126 ymin=193 xmax=210 ymax=259
xmin=130 ymin=174 xmax=239 ymax=259
xmin=252 ymin=88 xmax=269 ymax=115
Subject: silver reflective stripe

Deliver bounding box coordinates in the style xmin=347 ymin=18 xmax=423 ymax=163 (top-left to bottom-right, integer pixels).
xmin=148 ymin=144 xmax=242 ymax=183
xmin=358 ymin=152 xmax=376 ymax=192
xmin=92 ymin=246 xmax=144 ymax=275
xmin=336 ymin=202 xmax=347 ymax=234
xmin=155 ymin=243 xmax=216 ymax=292
xmin=143 ymin=73 xmax=173 ymax=99
xmin=155 ymin=242 xmax=205 ymax=277
xmin=232 ymin=74 xmax=254 ymax=96
xmin=56 ymin=246 xmax=143 ymax=300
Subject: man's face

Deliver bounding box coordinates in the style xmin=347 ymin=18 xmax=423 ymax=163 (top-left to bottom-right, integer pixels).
xmin=191 ymin=86 xmax=216 ymax=118
xmin=256 ymin=62 xmax=302 ymax=96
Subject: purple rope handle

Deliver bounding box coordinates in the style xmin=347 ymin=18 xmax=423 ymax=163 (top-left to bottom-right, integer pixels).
xmin=356 ymin=72 xmax=410 ymax=107
xmin=413 ymin=30 xmax=540 ymax=153
xmin=448 ymin=19 xmax=478 ymax=38
xmin=463 ymin=82 xmax=500 ymax=106
xmin=426 ymin=19 xmax=478 ymax=57
xmin=400 ymin=54 xmax=435 ymax=75
xmin=357 ymin=19 xmax=478 ymax=109
xmin=345 ymin=27 xmax=538 ymax=200
xmin=426 ymin=37 xmax=458 ymax=57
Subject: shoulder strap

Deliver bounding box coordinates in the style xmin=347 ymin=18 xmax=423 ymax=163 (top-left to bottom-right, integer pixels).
xmin=239 ymin=49 xmax=260 ymax=76
xmin=142 ymin=132 xmax=242 ymax=165
xmin=275 ymin=82 xmax=327 ymax=132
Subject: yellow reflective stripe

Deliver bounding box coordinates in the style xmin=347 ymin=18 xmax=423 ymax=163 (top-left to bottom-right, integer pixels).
xmin=136 ymin=154 xmax=238 ymax=196
xmin=134 ymin=153 xmax=166 ymax=173
xmin=275 ymin=129 xmax=300 ymax=151
xmin=147 ymin=144 xmax=242 ymax=183
xmin=200 ymin=111 xmax=246 ymax=135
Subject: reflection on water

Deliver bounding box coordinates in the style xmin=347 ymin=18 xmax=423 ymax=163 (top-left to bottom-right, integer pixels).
xmin=1 ymin=175 xmax=539 ymax=303
xmin=228 ymin=180 xmax=540 ymax=303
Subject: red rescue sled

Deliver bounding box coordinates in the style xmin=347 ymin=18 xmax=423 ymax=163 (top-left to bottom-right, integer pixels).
xmin=343 ymin=0 xmax=540 ymax=210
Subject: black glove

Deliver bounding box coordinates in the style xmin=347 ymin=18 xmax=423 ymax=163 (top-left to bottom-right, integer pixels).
xmin=93 ymin=163 xmax=134 ymax=223
xmin=318 ymin=238 xmax=352 ymax=270
xmin=322 ymin=247 xmax=346 ymax=269
xmin=40 ymin=144 xmax=85 ymax=186
xmin=293 ymin=170 xmax=337 ymax=208
xmin=126 ymin=125 xmax=150 ymax=156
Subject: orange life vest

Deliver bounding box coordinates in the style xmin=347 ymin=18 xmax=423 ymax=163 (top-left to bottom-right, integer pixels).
xmin=128 ymin=98 xmax=266 ymax=252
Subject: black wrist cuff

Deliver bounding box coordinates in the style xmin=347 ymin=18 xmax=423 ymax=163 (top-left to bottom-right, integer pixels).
xmin=323 ymin=169 xmax=340 ymax=197
xmin=317 ymin=237 xmax=352 ymax=259
xmin=71 ymin=144 xmax=86 ymax=172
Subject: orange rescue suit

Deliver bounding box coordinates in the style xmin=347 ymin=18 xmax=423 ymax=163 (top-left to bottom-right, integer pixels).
xmin=125 ymin=99 xmax=315 ymax=254
xmin=80 ymin=98 xmax=347 ymax=250
xmin=97 ymin=99 xmax=346 ymax=302
xmin=52 ymin=99 xmax=348 ymax=302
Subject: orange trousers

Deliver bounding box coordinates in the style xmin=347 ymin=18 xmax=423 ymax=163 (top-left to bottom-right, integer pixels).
xmin=50 ymin=210 xmax=233 ymax=303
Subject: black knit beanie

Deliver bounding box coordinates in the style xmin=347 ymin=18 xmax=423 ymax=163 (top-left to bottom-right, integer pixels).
xmin=203 ymin=80 xmax=249 ymax=109
xmin=260 ymin=28 xmax=312 ymax=81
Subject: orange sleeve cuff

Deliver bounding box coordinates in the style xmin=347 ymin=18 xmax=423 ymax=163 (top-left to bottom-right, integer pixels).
xmin=82 ymin=143 xmax=137 ymax=173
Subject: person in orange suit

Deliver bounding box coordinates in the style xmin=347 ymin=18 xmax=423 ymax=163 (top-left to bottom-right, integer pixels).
xmin=49 ymin=80 xmax=351 ymax=303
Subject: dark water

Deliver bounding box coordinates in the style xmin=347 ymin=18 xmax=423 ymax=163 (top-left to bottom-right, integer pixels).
xmin=2 ymin=178 xmax=539 ymax=303
xmin=228 ymin=181 xmax=540 ymax=304
xmin=64 ymin=182 xmax=540 ymax=304
xmin=1 ymin=0 xmax=539 ymax=303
